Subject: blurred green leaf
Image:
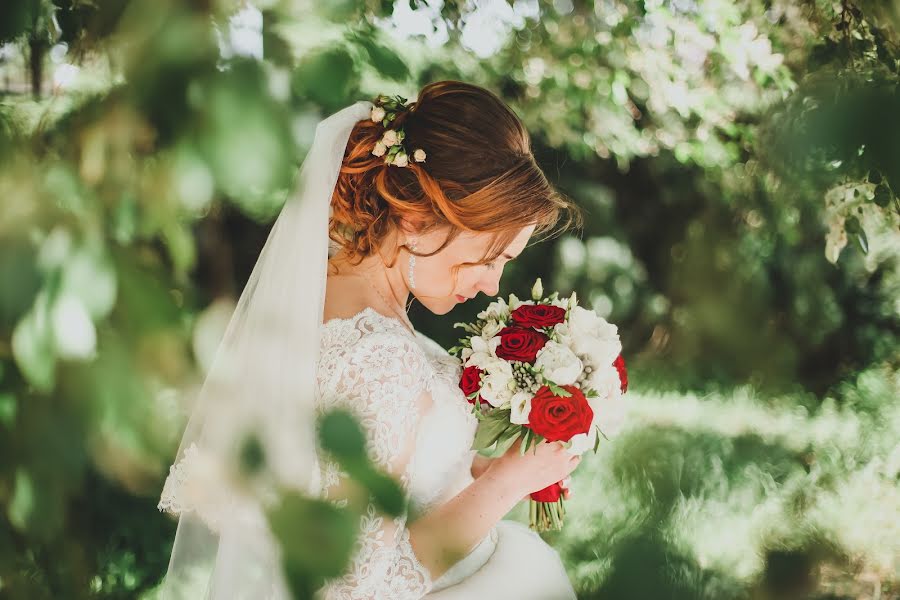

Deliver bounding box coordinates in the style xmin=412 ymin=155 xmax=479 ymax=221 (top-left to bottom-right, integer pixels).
xmin=318 ymin=409 xmax=366 ymax=462
xmin=0 ymin=393 xmax=16 ymax=428
xmin=349 ymin=29 xmax=409 ymax=81
xmin=290 ymin=46 xmax=359 ymax=111
xmin=11 ymin=290 xmax=57 ymax=393
xmin=267 ymin=492 xmax=357 ymax=598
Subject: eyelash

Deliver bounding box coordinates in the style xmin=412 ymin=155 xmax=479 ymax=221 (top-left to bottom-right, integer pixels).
xmin=484 ymin=261 xmax=498 ymax=271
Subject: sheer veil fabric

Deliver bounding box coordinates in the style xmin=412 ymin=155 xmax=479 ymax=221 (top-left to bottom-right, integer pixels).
xmin=157 ymin=100 xmax=375 ymax=598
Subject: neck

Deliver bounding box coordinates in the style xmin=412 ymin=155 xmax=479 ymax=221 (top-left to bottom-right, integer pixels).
xmin=330 ymin=248 xmax=411 ymax=315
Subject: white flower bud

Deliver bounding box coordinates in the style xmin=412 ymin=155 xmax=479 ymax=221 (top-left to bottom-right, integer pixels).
xmin=370 ymin=106 xmax=386 ymax=122
xmin=371 ymin=141 xmax=387 ymax=157
xmin=531 ymin=278 xmax=543 ymax=301
xmin=393 ymin=152 xmax=408 ymax=167
xmin=413 ymin=148 xmax=426 ymax=162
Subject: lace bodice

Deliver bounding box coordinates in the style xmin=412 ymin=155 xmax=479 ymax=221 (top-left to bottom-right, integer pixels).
xmin=314 ymin=307 xmax=479 ymax=600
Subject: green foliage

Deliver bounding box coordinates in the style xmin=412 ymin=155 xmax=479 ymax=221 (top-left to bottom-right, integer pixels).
xmin=548 ymin=366 xmax=899 ymax=599
xmin=0 ymin=0 xmax=897 ymax=597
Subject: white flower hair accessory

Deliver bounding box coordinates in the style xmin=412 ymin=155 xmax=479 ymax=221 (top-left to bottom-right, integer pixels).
xmin=370 ymin=94 xmax=426 ymax=167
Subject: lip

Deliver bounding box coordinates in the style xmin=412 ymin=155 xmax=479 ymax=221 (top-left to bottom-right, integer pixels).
xmin=455 ymin=294 xmax=468 ymax=302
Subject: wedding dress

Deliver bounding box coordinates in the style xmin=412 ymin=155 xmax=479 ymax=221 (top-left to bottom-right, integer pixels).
xmin=315 ymin=306 xmax=577 ymax=600
xmin=156 ymin=98 xmax=576 ymax=599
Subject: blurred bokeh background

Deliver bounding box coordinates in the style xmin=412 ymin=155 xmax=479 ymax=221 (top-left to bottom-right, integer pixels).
xmin=0 ymin=0 xmax=898 ymax=598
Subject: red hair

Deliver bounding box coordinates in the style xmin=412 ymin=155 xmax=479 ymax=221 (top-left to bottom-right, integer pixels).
xmin=329 ymin=80 xmax=581 ymax=272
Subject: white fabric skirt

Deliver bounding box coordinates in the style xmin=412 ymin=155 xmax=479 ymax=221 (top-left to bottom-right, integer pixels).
xmin=425 ymin=520 xmax=576 ymax=600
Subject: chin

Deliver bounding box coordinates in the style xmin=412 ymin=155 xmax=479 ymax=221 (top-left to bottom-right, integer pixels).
xmin=419 ymin=298 xmax=456 ymax=316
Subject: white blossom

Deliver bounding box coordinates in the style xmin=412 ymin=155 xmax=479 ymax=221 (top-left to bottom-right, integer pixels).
xmin=565 ymin=430 xmax=596 ymax=456
xmin=370 ymin=106 xmax=386 ymax=122
xmin=371 ymin=141 xmax=387 ymax=157
xmin=479 ymin=360 xmax=515 ymax=407
xmin=413 ymin=148 xmax=426 ymax=162
xmin=481 ymin=318 xmax=503 ymax=339
xmin=510 ymin=390 xmax=534 ymax=424
xmin=465 ymin=335 xmax=502 ymax=369
xmin=585 ymin=364 xmax=629 ymax=437
xmin=381 ymin=129 xmax=399 ymax=146
xmin=478 ymin=297 xmax=509 ymax=321
xmin=507 ymin=293 xmax=535 ymax=311
xmin=568 ymin=306 xmax=621 ymax=368
xmin=393 ymin=152 xmax=409 ymax=167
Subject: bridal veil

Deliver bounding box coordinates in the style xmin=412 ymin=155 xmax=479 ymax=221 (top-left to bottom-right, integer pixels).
xmin=157 ymin=100 xmax=374 ymax=598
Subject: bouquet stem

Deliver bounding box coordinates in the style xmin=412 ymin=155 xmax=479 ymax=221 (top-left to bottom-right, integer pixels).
xmin=529 ymin=498 xmax=565 ymax=532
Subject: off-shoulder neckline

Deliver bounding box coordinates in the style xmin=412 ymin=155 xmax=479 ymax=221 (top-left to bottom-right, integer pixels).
xmin=322 ymin=305 xmax=418 ymax=337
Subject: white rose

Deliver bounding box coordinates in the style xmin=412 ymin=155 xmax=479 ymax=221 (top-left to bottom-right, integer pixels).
xmin=585 ymin=365 xmax=629 ymax=437
xmin=370 ymin=106 xmax=386 ymax=122
xmin=568 ymin=306 xmax=621 ymax=367
xmin=510 ymin=390 xmax=534 ymax=424
xmin=393 ymin=152 xmax=409 ymax=167
xmin=371 ymin=141 xmax=387 ymax=157
xmin=534 ymin=341 xmax=583 ymax=386
xmin=479 ymin=360 xmax=515 ymax=407
xmin=413 ymin=148 xmax=426 ymax=162
xmin=381 ymin=129 xmax=399 ymax=146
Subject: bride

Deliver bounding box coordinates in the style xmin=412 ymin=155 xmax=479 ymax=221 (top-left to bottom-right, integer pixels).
xmin=157 ymin=80 xmax=582 ymax=599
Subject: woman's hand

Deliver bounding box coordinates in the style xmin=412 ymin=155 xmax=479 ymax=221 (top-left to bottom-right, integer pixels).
xmin=484 ymin=437 xmax=581 ymax=499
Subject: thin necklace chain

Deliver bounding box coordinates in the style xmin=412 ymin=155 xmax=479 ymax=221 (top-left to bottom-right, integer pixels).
xmin=360 ymin=267 xmax=416 ymax=335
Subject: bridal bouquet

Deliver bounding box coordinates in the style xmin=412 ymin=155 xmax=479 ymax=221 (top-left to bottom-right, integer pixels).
xmin=449 ymin=279 xmax=628 ymax=532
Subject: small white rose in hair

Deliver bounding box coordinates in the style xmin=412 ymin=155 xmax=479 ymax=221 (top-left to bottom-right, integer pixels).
xmin=381 ymin=129 xmax=398 ymax=146
xmin=393 ymin=152 xmax=409 ymax=167
xmin=370 ymin=106 xmax=386 ymax=122
xmin=413 ymin=148 xmax=426 ymax=162
xmin=372 ymin=141 xmax=387 ymax=157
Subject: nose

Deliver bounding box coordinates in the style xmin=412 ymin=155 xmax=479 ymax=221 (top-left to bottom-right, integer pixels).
xmin=475 ymin=270 xmax=501 ymax=298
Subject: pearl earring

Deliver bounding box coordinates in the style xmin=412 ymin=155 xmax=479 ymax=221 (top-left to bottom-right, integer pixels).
xmin=408 ymin=239 xmax=418 ymax=289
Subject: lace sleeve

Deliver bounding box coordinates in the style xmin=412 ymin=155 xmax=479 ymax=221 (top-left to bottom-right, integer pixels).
xmin=315 ymin=330 xmax=435 ymax=600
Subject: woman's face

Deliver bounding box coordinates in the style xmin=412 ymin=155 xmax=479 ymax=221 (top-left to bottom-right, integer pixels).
xmin=408 ymin=224 xmax=535 ymax=315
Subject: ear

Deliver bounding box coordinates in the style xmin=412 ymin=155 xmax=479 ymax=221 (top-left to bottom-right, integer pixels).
xmin=397 ymin=217 xmax=425 ymax=241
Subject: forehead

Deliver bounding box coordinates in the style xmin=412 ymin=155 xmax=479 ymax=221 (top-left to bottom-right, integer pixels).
xmin=456 ymin=225 xmax=535 ymax=257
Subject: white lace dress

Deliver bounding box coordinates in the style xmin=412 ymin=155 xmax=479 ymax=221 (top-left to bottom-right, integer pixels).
xmin=315 ymin=307 xmax=576 ymax=600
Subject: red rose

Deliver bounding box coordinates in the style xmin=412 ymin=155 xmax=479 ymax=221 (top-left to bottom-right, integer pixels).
xmin=530 ymin=480 xmax=570 ymax=502
xmin=495 ymin=326 xmax=548 ymax=363
xmin=613 ymin=355 xmax=628 ymax=393
xmin=459 ymin=366 xmax=486 ymax=405
xmin=511 ymin=304 xmax=566 ymax=329
xmin=527 ymin=385 xmax=593 ymax=442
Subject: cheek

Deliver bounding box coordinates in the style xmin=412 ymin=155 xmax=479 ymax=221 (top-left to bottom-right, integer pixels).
xmin=419 ymin=256 xmax=461 ymax=294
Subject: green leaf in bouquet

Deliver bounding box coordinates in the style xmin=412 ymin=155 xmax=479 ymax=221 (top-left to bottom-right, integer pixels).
xmin=494 ymin=427 xmax=521 ymax=455
xmin=547 ymin=382 xmax=572 ymax=397
xmin=472 ymin=409 xmax=512 ymax=450
xmin=520 ymin=428 xmax=533 ymax=455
